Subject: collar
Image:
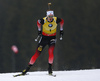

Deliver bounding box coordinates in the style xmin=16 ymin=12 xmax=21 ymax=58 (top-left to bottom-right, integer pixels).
xmin=46 ymin=17 xmax=54 ymax=22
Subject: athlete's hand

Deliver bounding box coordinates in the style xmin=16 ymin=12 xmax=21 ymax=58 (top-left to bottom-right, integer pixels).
xmin=60 ymin=30 xmax=63 ymax=40
xmin=38 ymin=31 xmax=42 ymax=35
xmin=60 ymin=35 xmax=63 ymax=40
xmin=60 ymin=30 xmax=64 ymax=36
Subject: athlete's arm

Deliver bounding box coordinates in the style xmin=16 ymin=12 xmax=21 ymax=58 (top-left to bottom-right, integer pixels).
xmin=37 ymin=18 xmax=44 ymax=31
xmin=37 ymin=18 xmax=44 ymax=35
xmin=56 ymin=17 xmax=64 ymax=35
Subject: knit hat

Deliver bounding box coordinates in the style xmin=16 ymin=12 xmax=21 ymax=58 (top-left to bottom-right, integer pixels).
xmin=46 ymin=10 xmax=54 ymax=16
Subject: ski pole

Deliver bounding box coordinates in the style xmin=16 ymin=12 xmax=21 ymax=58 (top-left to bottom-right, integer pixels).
xmin=60 ymin=35 xmax=63 ymax=40
xmin=35 ymin=35 xmax=41 ymax=42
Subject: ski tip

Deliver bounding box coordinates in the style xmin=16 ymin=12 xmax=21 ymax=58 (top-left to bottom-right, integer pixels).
xmin=13 ymin=75 xmax=17 ymax=77
xmin=48 ymin=74 xmax=56 ymax=77
xmin=53 ymin=75 xmax=56 ymax=77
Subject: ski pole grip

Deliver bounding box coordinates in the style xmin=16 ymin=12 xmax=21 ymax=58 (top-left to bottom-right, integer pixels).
xmin=60 ymin=35 xmax=63 ymax=40
xmin=35 ymin=38 xmax=37 ymax=42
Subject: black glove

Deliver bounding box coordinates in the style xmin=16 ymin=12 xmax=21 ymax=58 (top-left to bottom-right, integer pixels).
xmin=38 ymin=31 xmax=42 ymax=35
xmin=60 ymin=30 xmax=64 ymax=36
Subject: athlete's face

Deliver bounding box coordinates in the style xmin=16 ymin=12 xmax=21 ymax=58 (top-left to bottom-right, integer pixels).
xmin=47 ymin=15 xmax=53 ymax=22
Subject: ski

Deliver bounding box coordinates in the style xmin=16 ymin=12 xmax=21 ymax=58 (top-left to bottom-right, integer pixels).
xmin=13 ymin=73 xmax=56 ymax=77
xmin=48 ymin=74 xmax=56 ymax=77
xmin=13 ymin=74 xmax=23 ymax=77
xmin=13 ymin=73 xmax=28 ymax=77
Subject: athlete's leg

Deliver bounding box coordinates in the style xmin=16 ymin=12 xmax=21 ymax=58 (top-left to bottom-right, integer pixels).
xmin=29 ymin=45 xmax=43 ymax=65
xmin=48 ymin=44 xmax=55 ymax=64
xmin=22 ymin=36 xmax=47 ymax=75
xmin=22 ymin=47 xmax=43 ymax=75
xmin=48 ymin=44 xmax=55 ymax=74
xmin=48 ymin=37 xmax=56 ymax=74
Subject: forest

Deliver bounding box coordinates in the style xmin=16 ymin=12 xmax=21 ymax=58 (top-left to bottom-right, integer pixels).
xmin=0 ymin=0 xmax=100 ymax=73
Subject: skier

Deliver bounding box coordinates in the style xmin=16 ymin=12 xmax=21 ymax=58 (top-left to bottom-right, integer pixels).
xmin=21 ymin=4 xmax=64 ymax=75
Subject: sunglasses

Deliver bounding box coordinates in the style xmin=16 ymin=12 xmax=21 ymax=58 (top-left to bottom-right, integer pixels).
xmin=48 ymin=16 xmax=53 ymax=18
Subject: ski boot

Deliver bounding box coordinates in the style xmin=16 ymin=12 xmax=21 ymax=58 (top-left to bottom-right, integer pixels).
xmin=48 ymin=63 xmax=53 ymax=75
xmin=22 ymin=64 xmax=32 ymax=75
xmin=13 ymin=64 xmax=33 ymax=77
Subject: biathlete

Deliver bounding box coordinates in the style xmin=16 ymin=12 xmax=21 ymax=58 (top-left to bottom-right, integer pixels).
xmin=21 ymin=4 xmax=64 ymax=75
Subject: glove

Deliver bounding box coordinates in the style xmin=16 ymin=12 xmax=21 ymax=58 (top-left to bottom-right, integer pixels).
xmin=60 ymin=30 xmax=64 ymax=36
xmin=38 ymin=31 xmax=42 ymax=35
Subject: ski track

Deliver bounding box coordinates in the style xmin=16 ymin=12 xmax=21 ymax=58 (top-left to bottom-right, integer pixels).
xmin=0 ymin=69 xmax=100 ymax=81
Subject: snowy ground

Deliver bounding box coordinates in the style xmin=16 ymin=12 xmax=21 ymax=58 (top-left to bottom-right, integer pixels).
xmin=0 ymin=69 xmax=100 ymax=81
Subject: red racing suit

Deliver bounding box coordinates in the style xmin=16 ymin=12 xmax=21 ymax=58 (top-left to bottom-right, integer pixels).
xmin=29 ymin=17 xmax=64 ymax=65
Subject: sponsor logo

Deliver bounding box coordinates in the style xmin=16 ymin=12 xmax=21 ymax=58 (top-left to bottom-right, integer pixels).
xmin=48 ymin=24 xmax=53 ymax=27
xmin=38 ymin=45 xmax=43 ymax=51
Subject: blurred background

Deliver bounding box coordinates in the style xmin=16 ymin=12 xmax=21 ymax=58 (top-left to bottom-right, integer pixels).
xmin=0 ymin=0 xmax=100 ymax=73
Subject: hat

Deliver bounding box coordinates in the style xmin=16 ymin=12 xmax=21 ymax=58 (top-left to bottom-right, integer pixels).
xmin=46 ymin=10 xmax=54 ymax=16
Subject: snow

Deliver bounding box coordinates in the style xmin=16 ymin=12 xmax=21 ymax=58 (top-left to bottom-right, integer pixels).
xmin=0 ymin=69 xmax=100 ymax=81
